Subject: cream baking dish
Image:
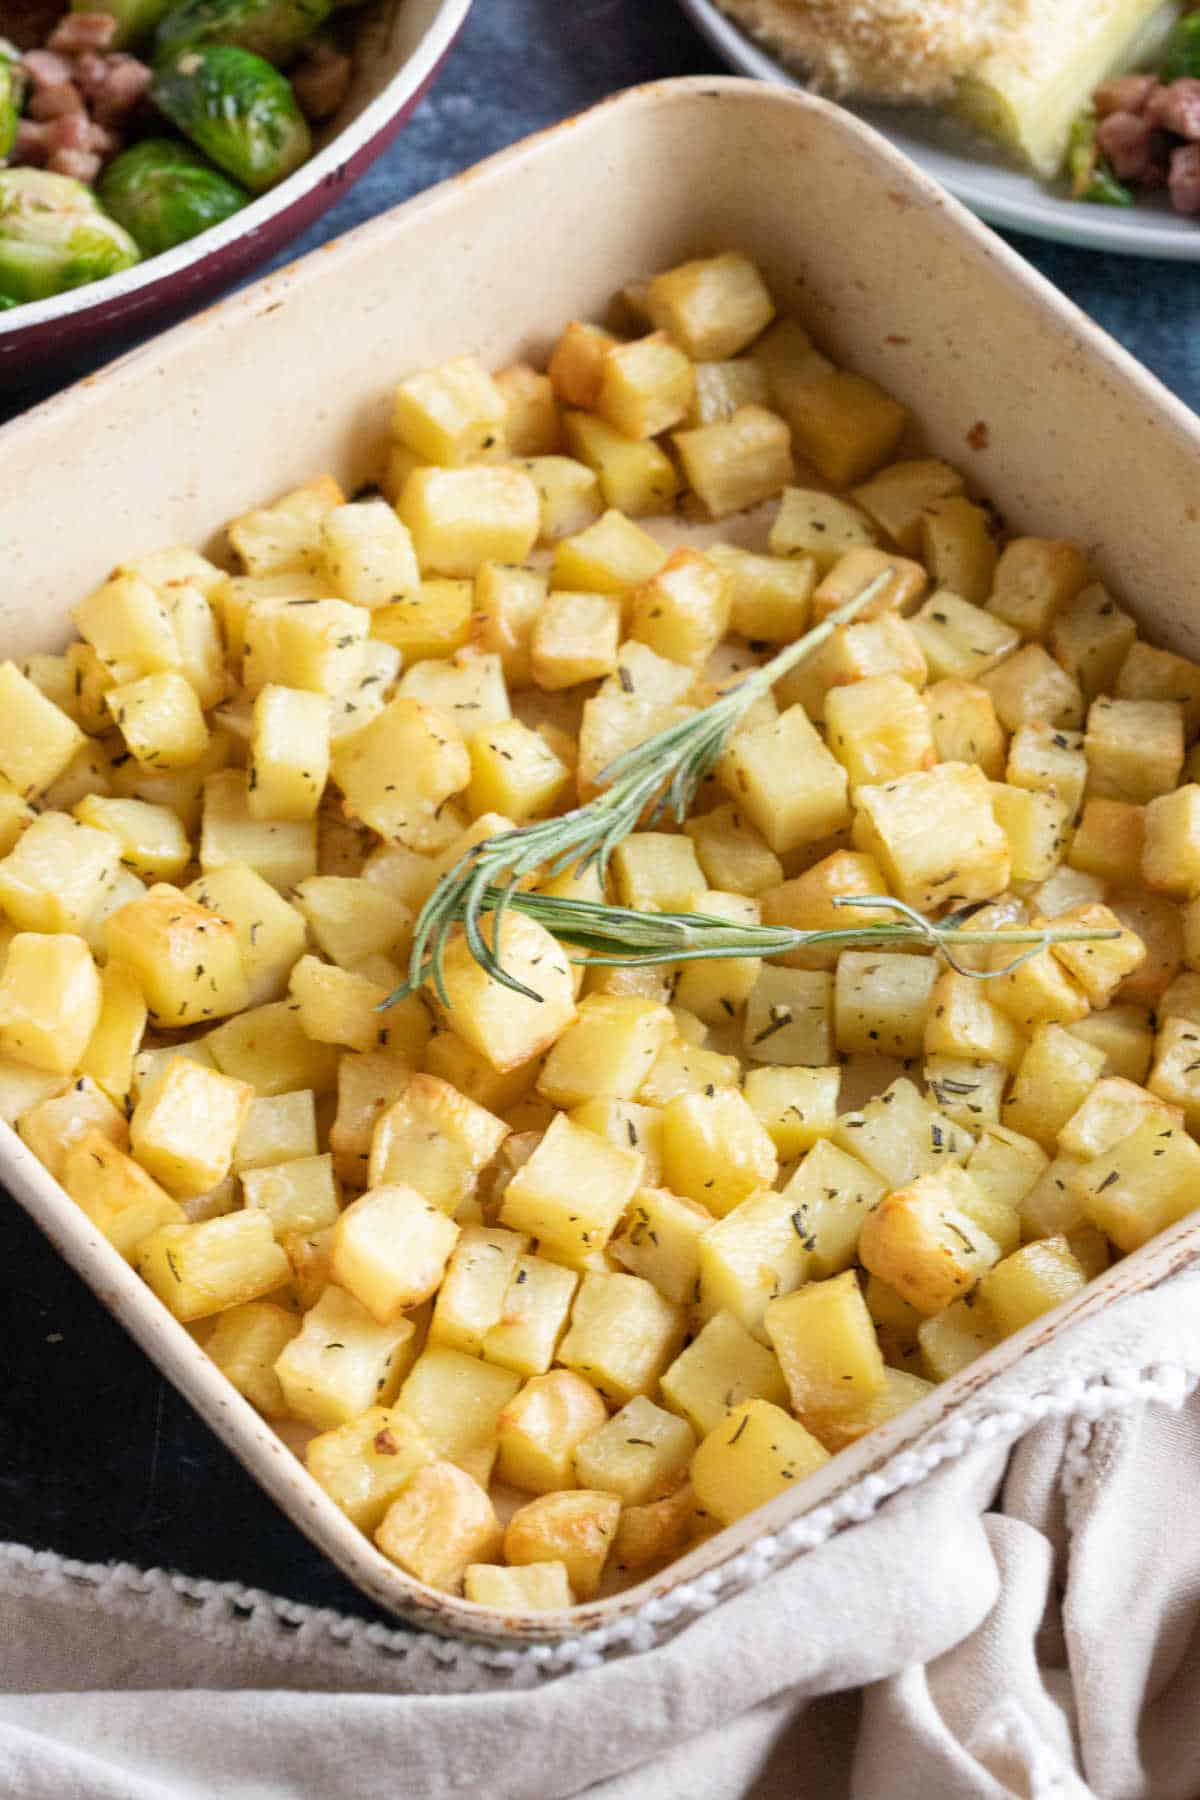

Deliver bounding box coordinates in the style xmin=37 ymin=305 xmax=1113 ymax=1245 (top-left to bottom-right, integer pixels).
xmin=3 ymin=77 xmax=1200 ymax=1645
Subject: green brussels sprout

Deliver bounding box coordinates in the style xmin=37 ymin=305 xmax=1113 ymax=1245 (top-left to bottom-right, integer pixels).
xmin=1067 ymin=113 xmax=1133 ymax=208
xmin=0 ymin=168 xmax=141 ymax=306
xmin=154 ymin=0 xmax=334 ymax=68
xmin=0 ymin=39 xmax=26 ymax=165
xmin=151 ymin=45 xmax=311 ymax=193
xmin=71 ymin=0 xmax=177 ymax=50
xmin=98 ymin=137 xmax=249 ymax=255
xmin=1161 ymin=14 xmax=1200 ymax=83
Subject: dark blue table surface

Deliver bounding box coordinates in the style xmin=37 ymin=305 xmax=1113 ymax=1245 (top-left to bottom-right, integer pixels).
xmin=2 ymin=0 xmax=1199 ymax=1623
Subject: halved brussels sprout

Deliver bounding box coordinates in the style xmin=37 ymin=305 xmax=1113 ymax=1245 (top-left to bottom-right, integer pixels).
xmin=71 ymin=0 xmax=178 ymax=50
xmin=0 ymin=168 xmax=141 ymax=306
xmin=0 ymin=40 xmax=25 ymax=164
xmin=98 ymin=136 xmax=249 ymax=255
xmin=154 ymin=0 xmax=334 ymax=68
xmin=151 ymin=44 xmax=311 ymax=192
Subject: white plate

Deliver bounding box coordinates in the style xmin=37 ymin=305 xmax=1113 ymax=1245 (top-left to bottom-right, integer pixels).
xmin=679 ymin=0 xmax=1200 ymax=259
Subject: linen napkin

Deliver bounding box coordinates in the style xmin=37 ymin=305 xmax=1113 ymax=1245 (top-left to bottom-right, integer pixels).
xmin=4 ymin=1271 xmax=1200 ymax=1800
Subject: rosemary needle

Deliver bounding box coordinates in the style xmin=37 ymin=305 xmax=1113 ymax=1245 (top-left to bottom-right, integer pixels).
xmin=388 ymin=569 xmax=898 ymax=1008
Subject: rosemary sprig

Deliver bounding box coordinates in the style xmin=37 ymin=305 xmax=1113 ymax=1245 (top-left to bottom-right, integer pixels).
xmin=385 ymin=889 xmax=1120 ymax=1004
xmin=391 ymin=570 xmax=897 ymax=1007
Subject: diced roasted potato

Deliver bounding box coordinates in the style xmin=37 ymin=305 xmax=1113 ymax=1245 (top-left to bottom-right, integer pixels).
xmin=0 ymin=932 xmax=101 ymax=1075
xmin=496 ymin=1369 xmax=609 ymax=1495
xmin=1074 ymin=1115 xmax=1200 ymax=1251
xmin=1085 ymin=697 xmax=1184 ymax=806
xmin=644 ymin=252 xmax=775 ymax=360
xmin=397 ymin=1345 xmax=521 ymax=1486
xmin=306 ymin=1405 xmax=435 ymax=1531
xmin=832 ymin=1076 xmax=972 ymax=1192
xmin=332 ymin=1184 xmax=460 ymax=1322
xmin=375 ymin=1459 xmax=503 ymax=1592
xmin=368 ymin=1073 xmax=508 ymax=1215
xmin=464 ymin=1561 xmax=574 ymax=1611
xmin=981 ymin=644 xmax=1084 ymax=734
xmin=690 ymin=1398 xmax=829 ymax=1526
xmin=574 ymin=1394 xmax=695 ymax=1505
xmin=707 ymin=545 xmax=815 ymax=644
xmin=551 ymin=509 xmax=666 ymax=596
xmin=978 ymin=1237 xmax=1087 ymax=1337
xmin=852 ymin=458 xmax=963 ymax=553
xmin=660 ymin=1085 xmax=778 ymax=1214
xmin=859 ymin=1168 xmax=1005 ymax=1316
xmin=661 ymin=1309 xmax=788 ymax=1436
xmin=673 ymin=405 xmax=795 ymax=518
xmin=332 ymin=695 xmax=468 ymax=849
xmin=768 ymin=487 xmax=876 ymax=572
xmin=504 ymin=1489 xmax=620 ymax=1601
xmin=131 ymin=1055 xmax=253 ymax=1196
xmin=1050 ymin=584 xmax=1138 ymax=700
xmin=834 ymin=951 xmax=936 ymax=1060
xmin=557 ymin=1269 xmax=685 ymax=1405
xmin=854 ymin=762 xmax=1009 ymax=911
xmin=138 ymin=1210 xmax=289 ymax=1321
xmin=61 ymin=1129 xmax=185 ymax=1260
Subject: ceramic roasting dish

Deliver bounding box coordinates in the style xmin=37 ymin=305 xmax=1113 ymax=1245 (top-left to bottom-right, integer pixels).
xmin=0 ymin=0 xmax=472 ymax=381
xmin=3 ymin=77 xmax=1200 ymax=1645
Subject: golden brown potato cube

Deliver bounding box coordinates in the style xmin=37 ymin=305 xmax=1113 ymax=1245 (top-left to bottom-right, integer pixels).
xmin=917 ymin=1297 xmax=1000 ymax=1383
xmin=567 ymin=1098 xmax=663 ymax=1185
xmin=999 ymin=1024 xmax=1101 ymax=1151
xmin=978 ymin=1238 xmax=1093 ymax=1339
xmin=131 ymin=1055 xmax=253 ymax=1196
xmin=1051 ymin=584 xmax=1138 ymax=699
xmin=504 ymin=1489 xmax=620 ymax=1601
xmin=538 ymin=995 xmax=674 ymax=1108
xmin=765 ymin=1269 xmax=886 ymax=1429
xmin=853 ymin=761 xmax=1010 ymax=911
xmin=1034 ymin=866 xmax=1107 ymax=921
xmin=547 ymin=321 xmax=620 ymax=409
xmin=911 ymin=595 xmax=1019 ymax=689
xmin=673 ymin=405 xmax=795 ymax=518
xmin=767 ymin=487 xmax=876 ymax=572
xmin=1109 ymin=890 xmax=1182 ymax=1006
xmin=562 ymin=412 xmax=679 ymax=517
xmin=980 ymin=644 xmax=1084 ymax=734
xmin=612 ymin=1481 xmax=697 ymax=1573
xmin=684 ymin=356 xmax=771 ymax=425
xmin=204 ymin=1301 xmax=300 ymax=1417
xmin=834 ymin=951 xmax=937 ymax=1060
xmin=831 ymin=1076 xmax=972 ymax=1193
xmin=333 ymin=695 xmax=469 ymax=849
xmin=964 ymin=1123 xmax=1048 ymax=1214
xmin=660 ymin=1309 xmax=788 ymax=1436
xmin=814 ymin=1366 xmax=935 ymax=1452
xmin=241 ymin=1153 xmax=339 ymax=1241
xmin=435 ymin=911 xmax=576 ymax=1072
xmin=629 ymin=548 xmax=731 ymax=669
xmin=376 ymin=1459 xmax=502 ymax=1592
xmin=781 ymin=370 xmax=906 ymax=487
xmin=246 ymin=686 xmax=330 ymax=823
xmin=1047 ymin=902 xmax=1146 ymax=1007
xmin=919 ymin=497 xmax=997 ymax=605
xmin=275 ymin=1286 xmax=415 ymax=1428
xmin=228 ymin=477 xmax=346 ymax=576
xmin=72 ymin=795 xmax=188 ymax=884
xmin=825 ymin=672 xmax=935 ymax=790
xmin=671 ymin=890 xmax=763 ymax=1023
xmin=1147 ymin=1016 xmax=1200 ymax=1131
xmin=428 ymin=1224 xmax=529 ymax=1355
xmin=986 ymin=936 xmax=1088 ymax=1034
xmin=293 ymin=875 xmax=410 ymax=970
xmin=706 ymin=545 xmax=815 ymax=643
xmin=18 ymin=1074 xmax=128 ymax=1181
xmin=530 ymin=590 xmax=621 ymax=690
xmin=742 ymin=1065 xmax=840 ymax=1158
xmin=1085 ymin=697 xmax=1184 ymax=804
xmin=742 ymin=966 xmax=834 ymax=1067
xmin=305 ymin=1405 xmax=435 ymax=1531
xmin=986 ymin=537 xmax=1089 ymax=639
xmin=595 ymin=331 xmax=694 ymax=439
xmin=611 ymin=832 xmax=706 ymax=912
xmin=682 ymin=802 xmax=783 ymax=899
xmin=693 ymin=1175 xmax=808 ymax=1337
xmin=400 ymin=465 xmax=539 ymax=579
xmin=557 ymin=1269 xmax=685 ymax=1406
xmin=989 ymin=784 xmax=1071 ymax=884
xmin=465 ymin=718 xmax=570 ymax=824
xmin=500 ymin=1112 xmax=641 ymax=1264
xmin=691 ymin=1398 xmax=828 ymax=1526
xmin=200 ymin=770 xmax=318 ymax=893
xmin=858 ymin=1172 xmax=1005 ymax=1317
xmin=1006 ymin=723 xmax=1087 ymax=823
xmin=1143 ymin=786 xmax=1200 ymax=898
xmin=0 ymin=661 xmax=85 ymax=800
xmin=494 ymin=362 xmax=560 ymax=457
xmin=207 ymin=1000 xmax=340 ymax=1097
xmin=811 ymin=546 xmax=927 ymax=625
xmin=1116 ymin=640 xmax=1200 ymax=738
xmin=760 ymin=849 xmax=891 ymax=971
xmin=924 ymin=1058 xmax=1006 ymax=1133
xmin=332 ymin=1184 xmax=459 ymax=1323
xmin=1067 ymin=797 xmax=1144 ymax=885
xmin=851 ymin=457 xmax=963 ymax=553
xmin=608 ymin=1185 xmax=716 ymax=1305
xmin=73 ymin=571 xmax=183 ymax=681
xmin=923 ymin=678 xmax=1007 ymax=779
xmin=1075 ymin=1116 xmax=1200 ymax=1251
xmin=397 ymin=1345 xmax=521 ymax=1485
xmin=496 ymin=1369 xmax=609 ymax=1495
xmin=718 ymin=704 xmax=849 ymax=854
xmin=661 ymin=1086 xmax=778 ymax=1215
xmin=368 ymin=1073 xmax=508 ymax=1215
xmin=464 ymin=1561 xmax=574 ymax=1612
xmin=471 ymin=563 xmax=546 ymax=686
xmin=371 ymin=579 xmax=472 ymax=663
xmin=0 ymin=932 xmax=101 ymax=1076
xmin=573 ymin=1394 xmax=695 ymax=1505
xmin=644 ymin=252 xmax=774 ymax=360
xmin=481 ymin=1251 xmax=578 ymax=1377
xmin=1067 ymin=1004 xmax=1155 ymax=1086
xmin=392 ymin=354 xmax=505 ymax=465
xmin=61 ymin=1130 xmax=184 ymax=1262
xmin=749 ymin=316 xmax=834 ymax=402
xmin=423 ymin=1030 xmax=539 ymax=1119
xmin=925 ymin=969 xmax=1026 ymax=1072
xmin=138 ymin=1211 xmax=288 ymax=1322
xmin=319 ymin=499 xmax=420 ymax=613
xmin=551 ymin=509 xmax=667 ymax=596
xmin=1058 ymin=1075 xmax=1177 ymax=1162
xmin=106 ymin=670 xmax=209 ymax=770
xmin=288 ymin=955 xmax=389 ymax=1054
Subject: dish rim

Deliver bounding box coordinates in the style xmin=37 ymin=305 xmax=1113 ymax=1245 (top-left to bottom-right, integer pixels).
xmin=4 ymin=73 xmax=1200 ymax=1644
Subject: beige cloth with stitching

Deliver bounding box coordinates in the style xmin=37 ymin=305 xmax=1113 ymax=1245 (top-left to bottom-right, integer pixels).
xmin=4 ymin=1276 xmax=1200 ymax=1800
